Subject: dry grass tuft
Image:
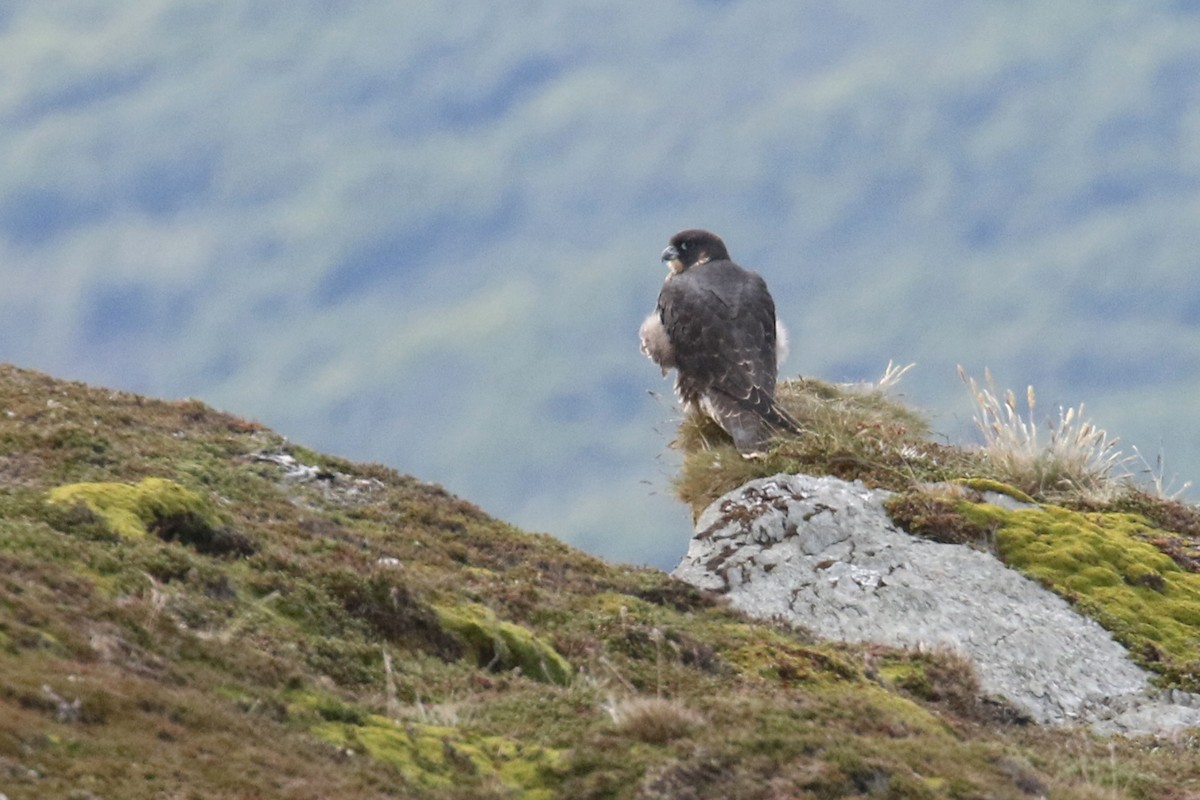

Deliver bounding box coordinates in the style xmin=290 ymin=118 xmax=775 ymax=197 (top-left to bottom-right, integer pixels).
xmin=605 ymin=695 xmax=705 ymax=744
xmin=1129 ymin=444 xmax=1194 ymax=501
xmin=957 ymin=366 xmax=1129 ymax=501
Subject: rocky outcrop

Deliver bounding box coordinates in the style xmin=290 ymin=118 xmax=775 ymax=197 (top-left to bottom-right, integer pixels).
xmin=672 ymin=473 xmax=1200 ymax=735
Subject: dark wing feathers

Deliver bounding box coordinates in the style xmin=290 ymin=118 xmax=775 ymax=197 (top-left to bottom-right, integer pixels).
xmin=656 ymin=259 xmax=799 ymax=452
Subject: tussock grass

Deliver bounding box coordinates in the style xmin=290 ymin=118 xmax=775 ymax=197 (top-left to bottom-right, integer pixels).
xmin=1129 ymin=444 xmax=1194 ymax=501
xmin=958 ymin=366 xmax=1129 ymax=501
xmin=604 ymin=695 xmax=704 ymax=743
xmin=675 ymin=363 xmax=1194 ymax=519
xmin=675 ymin=363 xmax=966 ymax=516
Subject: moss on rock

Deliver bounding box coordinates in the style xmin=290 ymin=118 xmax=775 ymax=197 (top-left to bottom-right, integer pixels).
xmin=435 ymin=602 xmax=572 ymax=686
xmin=958 ymin=501 xmax=1200 ymax=688
xmin=47 ymin=478 xmax=215 ymax=538
xmin=46 ymin=477 xmax=253 ymax=556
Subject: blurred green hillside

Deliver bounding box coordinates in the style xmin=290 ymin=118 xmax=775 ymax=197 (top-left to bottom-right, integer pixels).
xmin=3 ymin=4 xmax=1200 ymax=567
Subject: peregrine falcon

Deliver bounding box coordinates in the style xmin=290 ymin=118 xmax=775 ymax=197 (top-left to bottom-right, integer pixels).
xmin=640 ymin=229 xmax=799 ymax=454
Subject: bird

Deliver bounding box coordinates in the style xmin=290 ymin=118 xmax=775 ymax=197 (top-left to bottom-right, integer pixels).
xmin=640 ymin=228 xmax=800 ymax=455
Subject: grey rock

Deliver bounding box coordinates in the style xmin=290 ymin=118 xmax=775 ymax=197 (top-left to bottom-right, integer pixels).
xmin=673 ymin=473 xmax=1200 ymax=735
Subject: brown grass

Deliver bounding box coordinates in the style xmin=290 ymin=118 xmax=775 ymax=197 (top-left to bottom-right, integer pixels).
xmin=674 ymin=367 xmax=966 ymax=516
xmin=605 ymin=695 xmax=705 ymax=743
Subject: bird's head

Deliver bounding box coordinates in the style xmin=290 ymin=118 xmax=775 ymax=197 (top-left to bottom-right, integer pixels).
xmin=662 ymin=229 xmax=730 ymax=274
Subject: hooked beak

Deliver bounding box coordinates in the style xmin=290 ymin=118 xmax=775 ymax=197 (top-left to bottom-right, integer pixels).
xmin=661 ymin=245 xmax=684 ymax=274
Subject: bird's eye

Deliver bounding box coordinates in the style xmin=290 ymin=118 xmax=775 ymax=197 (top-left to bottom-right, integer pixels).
xmin=679 ymin=242 xmax=689 ymax=251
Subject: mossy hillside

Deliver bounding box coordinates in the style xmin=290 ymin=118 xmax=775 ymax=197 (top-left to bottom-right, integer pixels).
xmin=314 ymin=715 xmax=562 ymax=798
xmin=44 ymin=476 xmax=254 ymax=558
xmin=435 ymin=602 xmax=572 ymax=685
xmin=1 ymin=363 xmax=1199 ymax=798
xmin=46 ymin=476 xmax=219 ymax=536
xmin=285 ymin=689 xmax=563 ymax=798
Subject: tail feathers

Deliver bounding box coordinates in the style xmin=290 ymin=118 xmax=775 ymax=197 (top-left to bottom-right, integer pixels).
xmin=700 ymin=389 xmax=801 ymax=455
xmin=761 ymin=400 xmax=802 ymax=437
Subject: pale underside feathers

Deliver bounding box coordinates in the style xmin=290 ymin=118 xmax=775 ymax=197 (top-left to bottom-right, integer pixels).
xmin=640 ymin=229 xmax=799 ymax=455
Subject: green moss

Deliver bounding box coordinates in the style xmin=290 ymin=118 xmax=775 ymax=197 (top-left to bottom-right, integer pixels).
xmin=954 ymin=478 xmax=1035 ymax=505
xmin=312 ymin=714 xmax=562 ymax=798
xmin=45 ymin=477 xmax=253 ymax=556
xmin=879 ymin=660 xmax=926 ymax=690
xmin=886 ymin=489 xmax=999 ymax=548
xmin=46 ymin=477 xmax=219 ymax=539
xmin=874 ymin=648 xmax=1006 ymax=724
xmin=962 ymin=500 xmax=1200 ymax=688
xmin=435 ymin=602 xmax=572 ymax=686
xmin=720 ymin=625 xmax=861 ymax=685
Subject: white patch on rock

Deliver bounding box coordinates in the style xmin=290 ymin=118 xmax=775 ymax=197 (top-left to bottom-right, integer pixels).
xmin=672 ymin=473 xmax=1200 ymax=736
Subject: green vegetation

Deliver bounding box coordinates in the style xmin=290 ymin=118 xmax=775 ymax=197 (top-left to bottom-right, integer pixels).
xmin=48 ymin=477 xmax=206 ymax=538
xmin=675 ymin=369 xmax=957 ymax=516
xmin=45 ymin=476 xmax=255 ymax=557
xmin=675 ymin=366 xmax=1177 ymax=519
xmin=435 ymin=602 xmax=573 ymax=686
xmin=980 ymin=503 xmax=1200 ymax=687
xmin=889 ymin=483 xmax=1200 ymax=689
xmin=678 ymin=364 xmax=1200 ymax=693
xmin=2 ymin=362 xmax=1200 ymax=798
